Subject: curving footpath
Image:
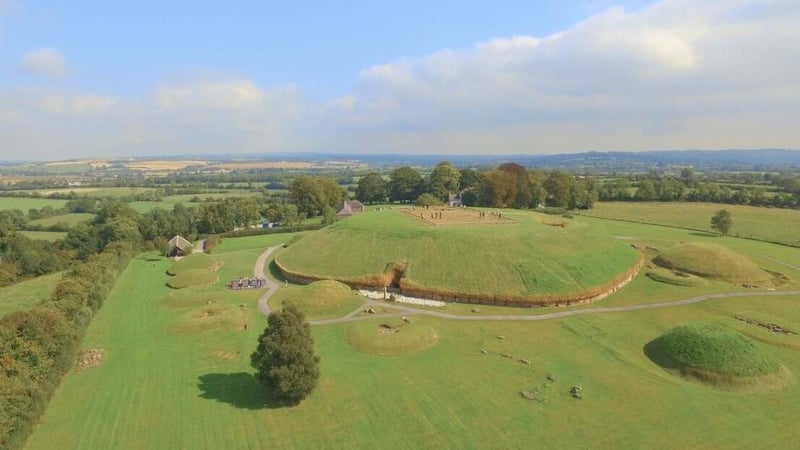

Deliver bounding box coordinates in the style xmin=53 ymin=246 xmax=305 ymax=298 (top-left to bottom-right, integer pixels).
xmin=253 ymin=245 xmax=284 ymax=318
xmin=252 ymin=247 xmax=800 ymax=326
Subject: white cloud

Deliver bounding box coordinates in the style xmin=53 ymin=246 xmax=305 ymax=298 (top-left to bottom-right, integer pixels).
xmin=3 ymin=0 xmax=800 ymax=159
xmin=21 ymin=48 xmax=67 ymax=78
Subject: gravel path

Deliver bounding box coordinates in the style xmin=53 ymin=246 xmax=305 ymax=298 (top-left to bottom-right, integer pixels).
xmin=251 ymin=246 xmax=800 ymax=326
xmin=253 ymin=245 xmax=285 ymax=317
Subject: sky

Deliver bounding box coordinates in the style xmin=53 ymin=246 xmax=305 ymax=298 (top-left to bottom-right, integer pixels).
xmin=0 ymin=0 xmax=798 ymax=160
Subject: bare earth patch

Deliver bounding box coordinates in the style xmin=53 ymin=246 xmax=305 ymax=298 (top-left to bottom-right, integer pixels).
xmin=76 ymin=349 xmax=104 ymax=370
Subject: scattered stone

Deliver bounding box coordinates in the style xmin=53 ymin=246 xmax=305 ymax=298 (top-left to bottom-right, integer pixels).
xmin=471 ymin=308 xmax=480 ymax=313
xmin=520 ymin=358 xmax=532 ymax=365
xmin=365 ymin=308 xmax=376 ymax=314
xmin=500 ymin=353 xmax=513 ymax=358
xmin=546 ymin=373 xmax=556 ymax=382
xmin=520 ymin=390 xmax=539 ymax=400
xmin=402 ymin=316 xmax=412 ymax=323
xmin=497 ymin=335 xmax=505 ymax=340
xmin=76 ymin=349 xmax=104 ymax=370
xmin=570 ymin=385 xmax=583 ymax=399
xmin=480 ymin=348 xmax=489 ymax=354
xmin=207 ymin=300 xmax=213 ymax=305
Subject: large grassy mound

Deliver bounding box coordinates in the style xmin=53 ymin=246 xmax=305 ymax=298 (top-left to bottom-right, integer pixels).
xmin=167 ymin=253 xmax=219 ymax=276
xmin=654 ymin=242 xmax=771 ymax=285
xmin=645 ymin=322 xmax=790 ymax=391
xmin=269 ymin=280 xmax=362 ymax=320
xmin=167 ymin=269 xmax=219 ymax=289
xmin=277 ymin=210 xmax=640 ymax=303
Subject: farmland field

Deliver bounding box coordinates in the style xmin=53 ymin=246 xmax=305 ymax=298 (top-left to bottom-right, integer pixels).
xmin=581 ymin=202 xmax=800 ymax=246
xmin=29 ymin=213 xmax=95 ymax=228
xmin=0 ymin=197 xmax=68 ymax=211
xmin=0 ymin=272 xmax=62 ymax=318
xmin=22 ymin=206 xmax=800 ymax=449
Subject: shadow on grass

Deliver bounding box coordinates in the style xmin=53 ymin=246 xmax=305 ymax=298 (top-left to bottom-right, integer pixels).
xmin=268 ymin=260 xmax=284 ymax=282
xmin=643 ymin=338 xmax=680 ymax=371
xmin=197 ymin=373 xmax=293 ymax=409
xmin=689 ymin=231 xmax=718 ymax=238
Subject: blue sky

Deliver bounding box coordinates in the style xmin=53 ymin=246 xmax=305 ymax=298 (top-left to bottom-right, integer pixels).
xmin=1 ymin=0 xmax=798 ymax=159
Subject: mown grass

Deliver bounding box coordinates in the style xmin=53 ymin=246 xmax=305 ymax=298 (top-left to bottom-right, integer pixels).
xmin=0 ymin=272 xmax=61 ymax=318
xmin=167 ymin=269 xmax=219 ymax=289
xmin=581 ymin=202 xmax=800 ymax=246
xmin=21 ymin=213 xmax=800 ymax=448
xmin=278 ymin=209 xmax=639 ymax=298
xmin=167 ymin=253 xmax=218 ymax=275
xmin=268 ymin=280 xmax=363 ymax=320
xmin=26 ymin=249 xmax=800 ymax=448
xmin=343 ymin=317 xmax=439 ymax=356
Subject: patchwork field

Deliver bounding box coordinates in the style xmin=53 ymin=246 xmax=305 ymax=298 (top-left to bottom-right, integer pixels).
xmin=582 ymin=202 xmax=800 ymax=246
xmin=0 ymin=197 xmax=68 ymax=211
xmin=28 ymin=213 xmax=95 ymax=228
xmin=21 ymin=204 xmax=800 ymax=449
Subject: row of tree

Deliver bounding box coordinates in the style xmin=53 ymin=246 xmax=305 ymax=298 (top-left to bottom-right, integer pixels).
xmin=355 ymin=162 xmax=596 ymax=210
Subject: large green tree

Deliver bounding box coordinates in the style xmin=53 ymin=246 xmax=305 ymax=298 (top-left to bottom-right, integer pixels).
xmin=355 ymin=173 xmax=388 ymax=204
xmin=289 ymin=176 xmax=346 ymax=217
xmin=426 ymin=161 xmax=461 ymax=200
xmin=388 ymin=167 xmax=423 ymax=203
xmin=710 ymin=209 xmax=734 ymax=236
xmin=250 ymin=305 xmax=320 ymax=404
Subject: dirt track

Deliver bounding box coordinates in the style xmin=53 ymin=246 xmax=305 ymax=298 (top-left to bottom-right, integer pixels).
xmin=252 ymin=247 xmax=800 ymax=326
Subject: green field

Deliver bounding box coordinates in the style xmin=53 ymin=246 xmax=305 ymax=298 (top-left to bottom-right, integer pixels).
xmin=278 ymin=209 xmax=640 ymax=301
xmin=22 ymin=205 xmax=800 ymax=449
xmin=0 ymin=272 xmax=62 ymax=318
xmin=582 ymin=202 xmax=800 ymax=246
xmin=0 ymin=197 xmax=68 ymax=212
xmin=28 ymin=213 xmax=95 ymax=228
xmin=18 ymin=231 xmax=67 ymax=241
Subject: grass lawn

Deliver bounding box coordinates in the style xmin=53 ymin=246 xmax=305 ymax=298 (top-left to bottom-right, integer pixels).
xmin=28 ymin=213 xmax=95 ymax=228
xmin=18 ymin=231 xmax=67 ymax=241
xmin=0 ymin=272 xmax=61 ymax=318
xmin=0 ymin=197 xmax=68 ymax=212
xmin=581 ymin=202 xmax=800 ymax=246
xmin=25 ymin=248 xmax=800 ymax=448
xmin=22 ymin=210 xmax=800 ymax=449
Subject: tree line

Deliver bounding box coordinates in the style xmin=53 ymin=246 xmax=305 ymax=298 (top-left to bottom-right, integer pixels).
xmin=355 ymin=162 xmax=596 ymax=210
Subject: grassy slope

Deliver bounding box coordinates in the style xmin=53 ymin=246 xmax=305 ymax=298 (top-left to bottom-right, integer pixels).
xmin=278 ymin=209 xmax=639 ymax=297
xmin=167 ymin=253 xmax=216 ymax=275
xmin=654 ymin=242 xmax=772 ymax=284
xmin=0 ymin=272 xmax=61 ymax=317
xmin=582 ymin=202 xmax=800 ymax=246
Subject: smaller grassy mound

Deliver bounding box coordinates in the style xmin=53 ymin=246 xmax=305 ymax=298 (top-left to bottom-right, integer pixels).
xmin=645 ymin=322 xmax=791 ymax=391
xmin=270 ymin=280 xmax=362 ymax=320
xmin=344 ymin=318 xmax=439 ymax=356
xmin=645 ymin=267 xmax=709 ymax=287
xmin=654 ymin=242 xmax=771 ymax=285
xmin=167 ymin=269 xmax=219 ymax=289
xmin=167 ymin=253 xmax=219 ymax=276
xmin=169 ymin=304 xmax=249 ymax=335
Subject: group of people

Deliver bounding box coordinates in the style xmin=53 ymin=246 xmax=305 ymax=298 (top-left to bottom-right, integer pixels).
xmin=227 ymin=277 xmax=267 ymax=290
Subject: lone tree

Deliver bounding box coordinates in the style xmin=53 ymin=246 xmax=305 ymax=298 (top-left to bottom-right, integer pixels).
xmin=250 ymin=304 xmax=320 ymax=404
xmin=710 ymin=209 xmax=734 ymax=236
